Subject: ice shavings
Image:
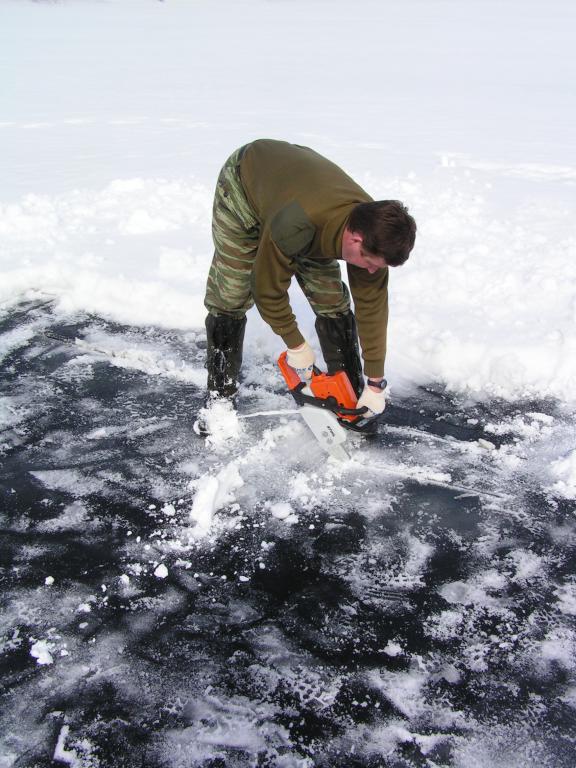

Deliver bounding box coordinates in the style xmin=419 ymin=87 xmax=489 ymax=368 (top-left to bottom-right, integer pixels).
xmin=358 ymin=458 xmax=453 ymax=487
xmin=363 ymin=724 xmax=452 ymax=764
xmin=439 ymin=581 xmax=501 ymax=608
xmin=36 ymin=501 xmax=89 ymax=532
xmin=554 ymin=582 xmax=576 ymax=616
xmin=463 ymin=641 xmax=491 ymax=672
xmin=423 ymin=609 xmax=464 ymax=642
xmin=0 ymin=322 xmax=38 ymax=363
xmin=0 ymin=393 xmax=33 ymax=431
xmin=368 ymin=669 xmax=428 ymax=720
xmin=539 ymin=627 xmax=576 ymax=671
xmin=86 ymin=427 xmax=107 ymax=440
xmin=195 ymin=399 xmax=243 ymax=449
xmin=485 ymin=413 xmax=555 ymax=440
xmin=288 ymin=470 xmax=335 ymax=509
xmin=506 ymin=549 xmax=545 ymax=584
xmin=267 ymin=501 xmax=298 ymax=523
xmin=71 ymin=333 xmax=205 ymax=386
xmin=404 ymin=536 xmax=433 ymax=581
xmin=162 ymin=691 xmax=291 ymax=758
xmin=0 ymin=629 xmax=23 ymax=657
xmin=30 ymin=469 xmax=105 ymax=497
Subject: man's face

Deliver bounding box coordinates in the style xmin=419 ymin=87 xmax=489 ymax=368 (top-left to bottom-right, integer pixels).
xmin=341 ymin=229 xmax=388 ymax=273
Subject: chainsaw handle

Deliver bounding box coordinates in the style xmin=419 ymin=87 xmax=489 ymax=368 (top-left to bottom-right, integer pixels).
xmin=287 ymin=387 xmax=368 ymax=417
xmin=278 ymin=351 xmax=302 ymax=389
xmin=278 ymin=354 xmax=324 ymax=388
xmin=334 ymin=403 xmax=369 ymax=416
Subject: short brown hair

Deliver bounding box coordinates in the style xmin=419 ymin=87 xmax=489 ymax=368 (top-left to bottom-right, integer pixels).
xmin=347 ymin=200 xmax=416 ymax=267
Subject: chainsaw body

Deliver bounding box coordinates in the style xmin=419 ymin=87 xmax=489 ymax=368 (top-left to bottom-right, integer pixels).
xmin=278 ymin=352 xmax=376 ymax=458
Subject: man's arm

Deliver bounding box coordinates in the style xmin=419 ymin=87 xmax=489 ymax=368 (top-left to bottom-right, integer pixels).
xmin=252 ymin=231 xmax=305 ymax=349
xmin=346 ymin=264 xmax=389 ymax=379
xmin=252 ymin=201 xmax=317 ymax=349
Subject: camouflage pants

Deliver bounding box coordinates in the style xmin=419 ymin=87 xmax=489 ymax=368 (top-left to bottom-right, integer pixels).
xmin=204 ymin=146 xmax=351 ymax=319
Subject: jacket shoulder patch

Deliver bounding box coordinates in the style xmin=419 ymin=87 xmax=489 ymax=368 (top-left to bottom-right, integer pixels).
xmin=270 ymin=201 xmax=316 ymax=258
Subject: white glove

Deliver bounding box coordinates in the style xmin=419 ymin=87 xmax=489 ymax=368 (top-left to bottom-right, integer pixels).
xmin=286 ymin=341 xmax=315 ymax=380
xmin=357 ymin=386 xmax=386 ymax=416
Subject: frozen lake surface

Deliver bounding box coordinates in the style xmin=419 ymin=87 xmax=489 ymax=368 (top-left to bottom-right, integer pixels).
xmin=1 ymin=300 xmax=575 ymax=767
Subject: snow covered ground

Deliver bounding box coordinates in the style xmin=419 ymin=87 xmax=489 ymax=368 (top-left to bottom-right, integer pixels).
xmin=1 ymin=1 xmax=576 ymax=766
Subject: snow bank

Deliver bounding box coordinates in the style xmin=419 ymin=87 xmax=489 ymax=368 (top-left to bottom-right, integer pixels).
xmin=0 ymin=179 xmax=212 ymax=330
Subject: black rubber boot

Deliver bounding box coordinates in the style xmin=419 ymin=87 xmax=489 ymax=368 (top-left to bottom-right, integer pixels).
xmin=205 ymin=313 xmax=247 ymax=401
xmin=315 ymin=311 xmax=364 ymax=398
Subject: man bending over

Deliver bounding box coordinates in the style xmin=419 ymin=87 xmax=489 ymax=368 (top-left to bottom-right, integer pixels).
xmin=202 ymin=139 xmax=416 ymax=423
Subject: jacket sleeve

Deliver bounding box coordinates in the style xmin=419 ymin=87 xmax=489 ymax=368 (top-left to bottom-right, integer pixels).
xmin=347 ymin=264 xmax=389 ymax=378
xmin=252 ymin=228 xmax=305 ymax=349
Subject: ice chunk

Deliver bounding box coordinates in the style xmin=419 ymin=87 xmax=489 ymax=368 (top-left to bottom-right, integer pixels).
xmin=86 ymin=427 xmax=107 ymax=440
xmin=477 ymin=438 xmax=496 ymax=450
xmin=30 ymin=639 xmax=54 ymax=666
xmin=190 ymin=463 xmax=244 ymax=532
xmin=53 ymin=725 xmax=95 ymax=767
xmin=269 ymin=502 xmax=293 ymax=520
xmin=154 ymin=564 xmax=169 ymax=579
xmin=439 ymin=581 xmax=493 ymax=606
xmin=382 ymin=640 xmax=403 ymax=657
xmin=53 ymin=725 xmax=76 ymax=766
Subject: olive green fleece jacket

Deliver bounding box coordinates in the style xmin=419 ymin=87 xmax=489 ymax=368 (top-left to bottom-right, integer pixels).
xmin=239 ymin=139 xmax=389 ymax=378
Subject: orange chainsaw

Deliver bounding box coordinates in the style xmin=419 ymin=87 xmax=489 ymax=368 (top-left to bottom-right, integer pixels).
xmin=278 ymin=351 xmax=375 ymax=459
